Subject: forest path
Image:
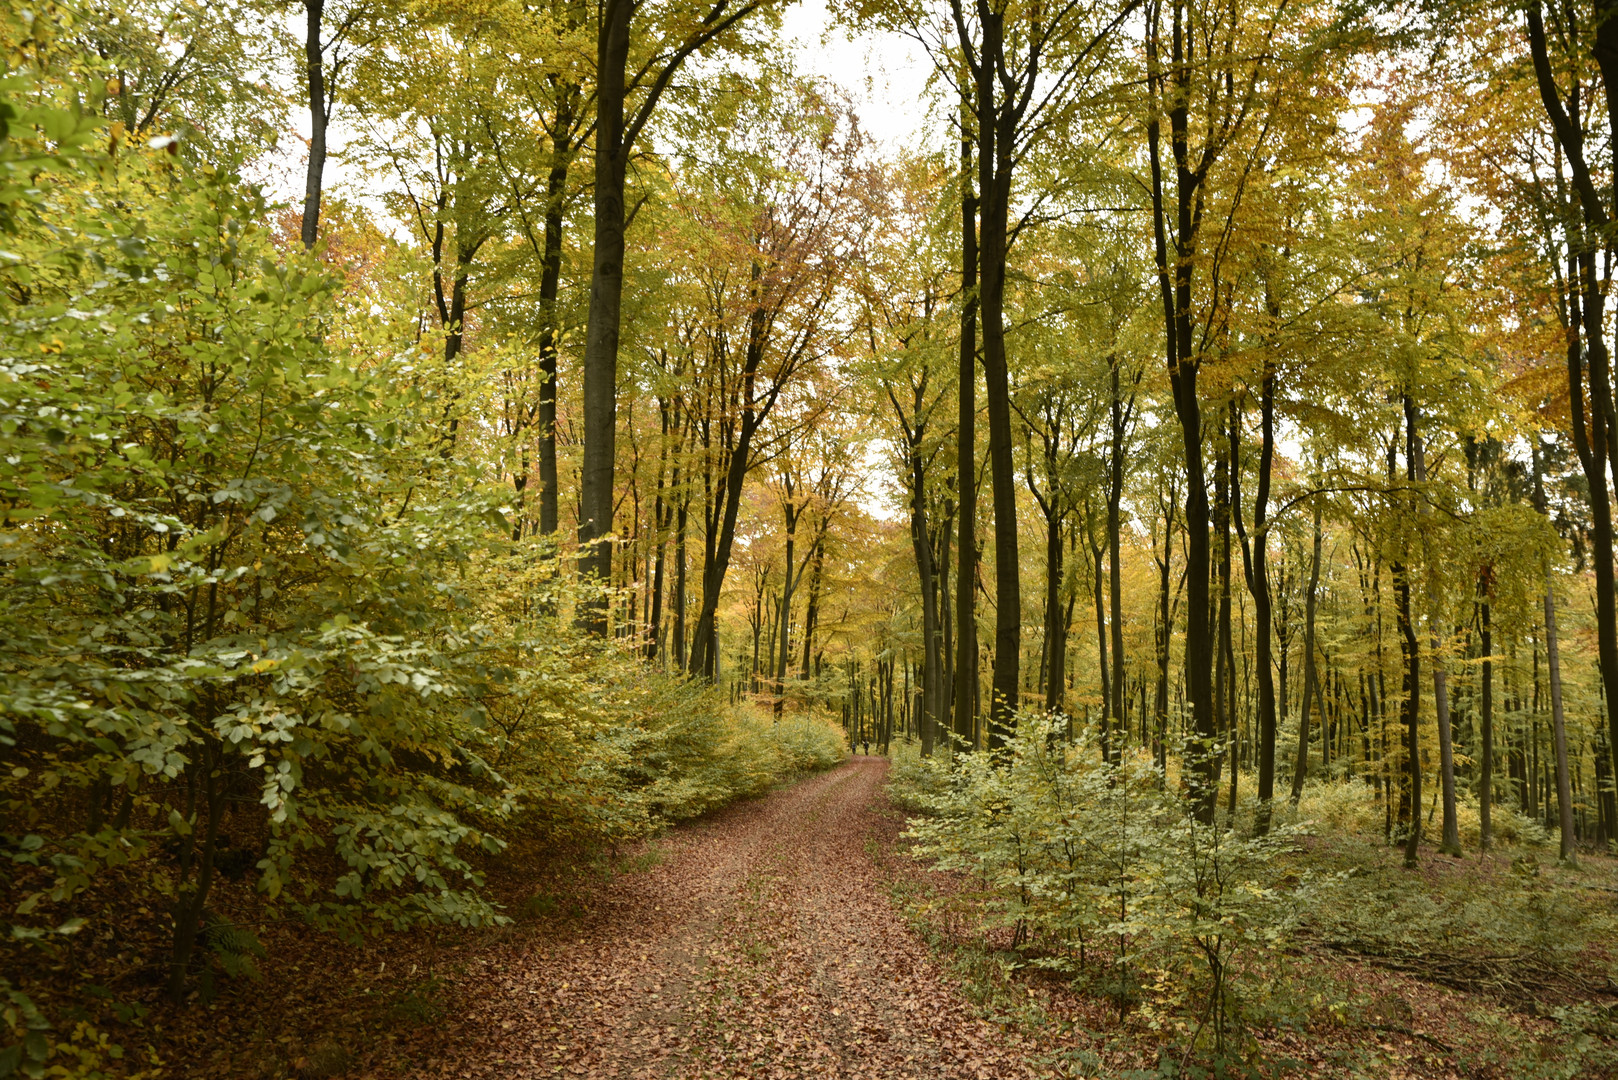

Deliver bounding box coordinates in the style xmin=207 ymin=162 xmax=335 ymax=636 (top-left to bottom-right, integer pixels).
xmin=419 ymin=756 xmax=1055 ymax=1079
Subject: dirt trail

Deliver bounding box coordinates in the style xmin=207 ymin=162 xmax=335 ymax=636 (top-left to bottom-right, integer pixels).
xmin=417 ymin=757 xmax=1056 ymax=1079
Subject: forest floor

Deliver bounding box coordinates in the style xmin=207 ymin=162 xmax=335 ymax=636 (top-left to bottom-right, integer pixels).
xmin=96 ymin=755 xmax=1618 ymax=1079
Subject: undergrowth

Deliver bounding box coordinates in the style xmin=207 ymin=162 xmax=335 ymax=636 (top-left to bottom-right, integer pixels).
xmin=885 ymin=722 xmax=1618 ymax=1079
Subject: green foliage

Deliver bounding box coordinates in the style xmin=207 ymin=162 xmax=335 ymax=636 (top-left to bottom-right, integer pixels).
xmin=896 ymin=717 xmax=1316 ymax=1057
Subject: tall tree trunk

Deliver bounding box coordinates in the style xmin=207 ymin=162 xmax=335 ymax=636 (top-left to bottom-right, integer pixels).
xmin=688 ymin=411 xmax=760 ymax=678
xmin=1408 ymin=397 xmax=1460 ymax=854
xmin=1526 ymin=4 xmax=1618 ymax=777
xmin=1231 ymin=377 xmax=1278 ymax=835
xmin=1108 ymin=359 xmax=1131 ymax=761
xmin=301 ymin=0 xmax=327 ymax=249
xmin=1534 ymin=438 xmax=1578 ymax=862
xmin=1395 ymin=403 xmax=1423 ymax=868
xmin=1094 ymin=533 xmax=1111 ymax=747
xmin=1290 ymin=498 xmax=1323 ymax=803
xmin=1147 ymin=0 xmax=1216 ymax=821
xmin=1154 ymin=512 xmax=1174 ymax=774
xmin=536 ymin=87 xmax=577 ymax=536
xmin=577 ymin=0 xmax=633 ymax=633
xmin=972 ymin=17 xmax=1021 ymax=748
xmin=954 ymin=98 xmax=979 ymax=752
xmin=1480 ymin=581 xmax=1494 ymax=849
xmin=801 ymin=538 xmax=823 ymax=681
xmin=1044 ymin=506 xmax=1066 ymax=714
xmin=1544 ymin=566 xmax=1577 ymax=863
xmin=774 ymin=486 xmax=802 ymax=718
xmin=1215 ymin=427 xmax=1233 ymax=782
xmin=672 ymin=490 xmax=689 ymax=671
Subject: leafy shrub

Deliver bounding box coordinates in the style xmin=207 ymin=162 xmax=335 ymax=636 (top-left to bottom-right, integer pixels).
xmin=897 ymin=716 xmax=1316 ymax=1056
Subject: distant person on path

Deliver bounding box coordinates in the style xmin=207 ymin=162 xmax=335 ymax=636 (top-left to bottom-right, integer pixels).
xmin=862 ymin=739 xmax=869 ymax=756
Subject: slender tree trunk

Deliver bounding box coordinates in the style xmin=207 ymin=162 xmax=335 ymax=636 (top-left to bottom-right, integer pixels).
xmin=301 ymin=0 xmax=328 ymax=249
xmin=536 ymin=89 xmax=577 ymax=536
xmin=801 ymin=538 xmax=823 ymax=680
xmin=689 ymin=413 xmax=759 ymax=678
xmin=1290 ymin=499 xmax=1323 ymax=803
xmin=1108 ymin=360 xmax=1130 ymax=759
xmin=774 ymin=487 xmax=802 ymax=718
xmin=1094 ymin=534 xmax=1111 ymax=748
xmin=672 ymin=492 xmax=689 ymax=671
xmin=1232 ymin=380 xmax=1278 ymax=835
xmin=1544 ymin=568 xmax=1578 ymax=863
xmin=1407 ymin=398 xmax=1460 ymax=854
xmin=1480 ymin=585 xmax=1494 ymax=849
xmin=954 ymin=101 xmax=978 ymax=751
xmin=1044 ymin=508 xmax=1067 ymax=714
xmin=1395 ymin=406 xmax=1423 ymax=868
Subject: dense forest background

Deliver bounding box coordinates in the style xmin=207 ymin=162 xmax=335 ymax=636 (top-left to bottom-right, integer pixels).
xmin=5 ymin=0 xmax=1618 ymax=1074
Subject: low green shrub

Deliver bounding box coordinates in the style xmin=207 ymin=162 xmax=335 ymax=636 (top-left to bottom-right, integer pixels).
xmin=898 ymin=716 xmax=1316 ymax=1057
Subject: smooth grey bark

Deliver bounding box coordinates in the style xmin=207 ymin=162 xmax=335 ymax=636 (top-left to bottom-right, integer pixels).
xmin=575 ymin=0 xmax=632 ymax=631
xmin=577 ymin=0 xmax=766 ymax=634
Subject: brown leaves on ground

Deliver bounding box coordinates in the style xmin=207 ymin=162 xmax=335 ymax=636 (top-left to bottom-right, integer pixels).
xmin=411 ymin=757 xmax=1061 ymax=1079
xmin=44 ymin=758 xmax=1616 ymax=1078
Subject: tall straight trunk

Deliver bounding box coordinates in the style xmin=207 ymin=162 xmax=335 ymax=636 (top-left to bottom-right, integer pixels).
xmin=536 ymin=87 xmax=577 ymax=536
xmin=1153 ymin=514 xmax=1174 ymax=771
xmin=1108 ymin=360 xmax=1131 ymax=760
xmin=1147 ymin=0 xmax=1216 ymax=821
xmin=1545 ymin=571 xmax=1577 ymax=862
xmin=1290 ymin=499 xmax=1323 ymax=803
xmin=971 ymin=14 xmax=1021 ymax=748
xmin=688 ymin=408 xmax=761 ymax=678
xmin=576 ymin=0 xmax=633 ymax=631
xmin=1480 ymin=585 xmax=1494 ymax=849
xmin=1407 ymin=396 xmax=1460 ymax=853
xmin=646 ymin=403 xmax=673 ymax=661
xmin=1094 ymin=535 xmax=1111 ymax=744
xmin=672 ymin=491 xmax=689 ymax=670
xmin=301 ymin=0 xmax=327 ymax=249
xmin=577 ymin=0 xmax=760 ymax=634
xmin=774 ymin=486 xmax=803 ymax=718
xmin=1044 ymin=508 xmax=1067 ymax=714
xmin=1534 ymin=438 xmax=1578 ymax=862
xmin=1395 ymin=406 xmax=1423 ymax=868
xmin=1216 ymin=433 xmax=1233 ymax=783
xmin=1526 ymin=5 xmax=1618 ymax=777
xmin=1231 ymin=378 xmax=1278 ymax=835
xmin=911 ymin=473 xmax=941 ymax=754
xmin=954 ymin=100 xmax=979 ymax=751
xmin=801 ymin=538 xmax=823 ymax=680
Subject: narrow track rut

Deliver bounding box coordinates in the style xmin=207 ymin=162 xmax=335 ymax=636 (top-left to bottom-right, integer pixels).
xmin=418 ymin=757 xmax=1054 ymax=1079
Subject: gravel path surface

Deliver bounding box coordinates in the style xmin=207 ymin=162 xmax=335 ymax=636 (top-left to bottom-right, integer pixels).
xmin=418 ymin=756 xmax=1052 ymax=1079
